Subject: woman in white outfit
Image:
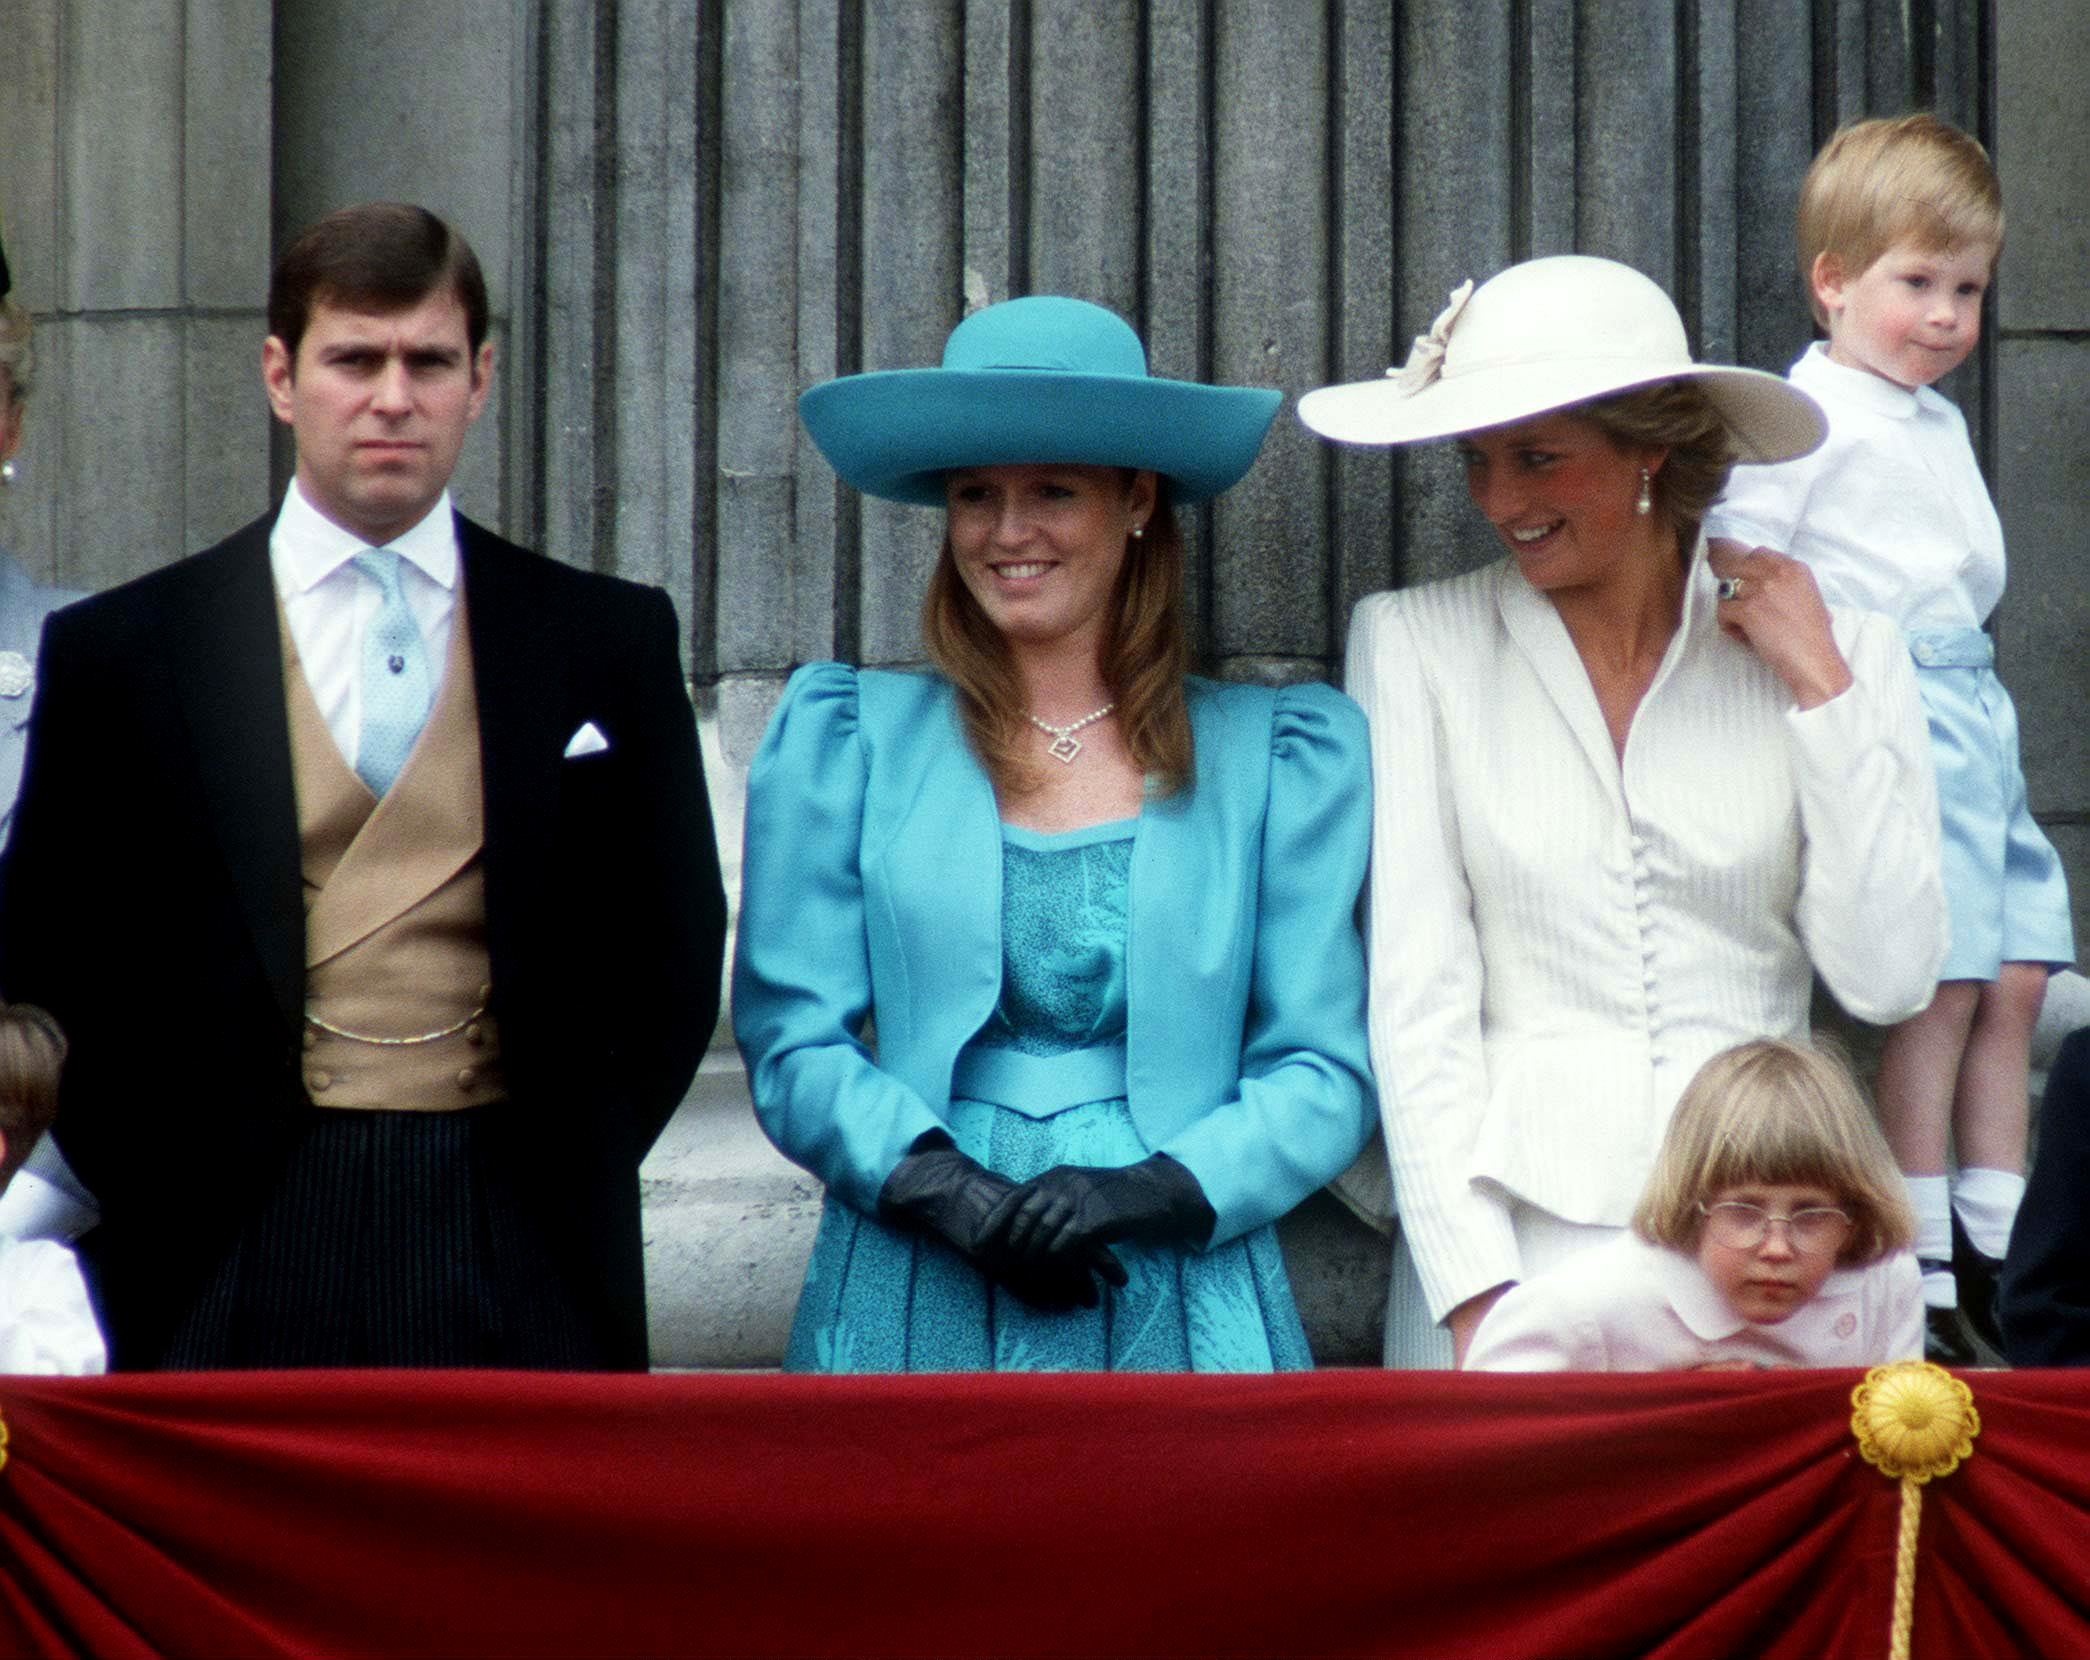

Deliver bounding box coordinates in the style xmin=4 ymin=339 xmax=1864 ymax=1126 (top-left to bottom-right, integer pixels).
xmin=1298 ymin=256 xmax=1948 ymax=1366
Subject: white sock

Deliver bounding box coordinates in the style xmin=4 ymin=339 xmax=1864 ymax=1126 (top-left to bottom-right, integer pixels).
xmin=1907 ymin=1175 xmax=1956 ymax=1308
xmin=1952 ymin=1166 xmax=2026 ymax=1261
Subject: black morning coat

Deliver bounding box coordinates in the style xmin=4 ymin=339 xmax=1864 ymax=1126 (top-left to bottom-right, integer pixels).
xmin=0 ymin=512 xmax=728 ymax=1369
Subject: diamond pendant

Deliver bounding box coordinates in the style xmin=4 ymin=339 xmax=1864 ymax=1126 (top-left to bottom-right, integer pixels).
xmin=1025 ymin=700 xmax=1114 ymax=765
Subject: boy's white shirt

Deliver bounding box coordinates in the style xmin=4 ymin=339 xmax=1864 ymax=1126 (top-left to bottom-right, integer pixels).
xmin=1705 ymin=342 xmax=2003 ymax=632
xmin=1464 ymin=1229 xmax=1923 ymax=1371
xmin=0 ymin=1233 xmax=107 ymax=1375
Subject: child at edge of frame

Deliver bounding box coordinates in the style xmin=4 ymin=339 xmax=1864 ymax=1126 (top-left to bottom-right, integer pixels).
xmin=1703 ymin=112 xmax=2073 ymax=1367
xmin=0 ymin=1001 xmax=106 ymax=1374
xmin=1464 ymin=1039 xmax=1921 ymax=1371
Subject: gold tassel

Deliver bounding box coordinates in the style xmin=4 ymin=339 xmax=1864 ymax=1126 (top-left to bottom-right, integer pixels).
xmin=1851 ymin=1361 xmax=1981 ymax=1660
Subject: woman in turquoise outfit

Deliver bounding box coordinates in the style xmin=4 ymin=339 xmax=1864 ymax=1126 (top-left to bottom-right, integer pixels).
xmin=733 ymin=296 xmax=1376 ymax=1372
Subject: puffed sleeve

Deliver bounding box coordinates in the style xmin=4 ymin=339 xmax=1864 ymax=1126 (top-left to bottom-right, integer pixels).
xmin=1786 ymin=608 xmax=1948 ymax=1021
xmin=1345 ymin=594 xmax=1521 ymax=1320
xmin=1155 ymin=682 xmax=1377 ymax=1246
xmin=731 ymin=663 xmax=946 ymax=1215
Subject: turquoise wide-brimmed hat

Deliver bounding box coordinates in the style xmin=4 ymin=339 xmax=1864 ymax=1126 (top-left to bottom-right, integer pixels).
xmin=798 ymin=296 xmax=1282 ymax=506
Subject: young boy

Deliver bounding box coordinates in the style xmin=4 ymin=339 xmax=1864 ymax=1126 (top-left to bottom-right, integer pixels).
xmin=1707 ymin=114 xmax=2074 ymax=1365
xmin=0 ymin=1003 xmax=106 ymax=1373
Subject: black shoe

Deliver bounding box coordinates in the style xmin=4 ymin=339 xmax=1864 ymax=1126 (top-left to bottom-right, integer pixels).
xmin=1951 ymin=1211 xmax=2009 ymax=1364
xmin=1924 ymin=1302 xmax=2007 ymax=1368
xmin=1924 ymin=1303 xmax=1984 ymax=1366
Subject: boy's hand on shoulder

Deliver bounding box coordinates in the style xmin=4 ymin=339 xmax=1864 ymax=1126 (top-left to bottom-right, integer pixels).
xmin=1706 ymin=542 xmax=1855 ymax=711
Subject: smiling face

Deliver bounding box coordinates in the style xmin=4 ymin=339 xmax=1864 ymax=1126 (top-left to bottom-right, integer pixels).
xmin=1696 ymin=1182 xmax=1848 ymax=1325
xmin=1814 ymin=238 xmax=1992 ymax=391
xmin=263 ymin=286 xmax=493 ymax=544
xmin=943 ymin=463 xmax=1155 ymax=662
xmin=1458 ymin=412 xmax=1668 ymax=596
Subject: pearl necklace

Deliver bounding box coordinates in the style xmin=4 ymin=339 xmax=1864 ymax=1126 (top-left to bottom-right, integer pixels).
xmin=1026 ymin=702 xmax=1116 ymax=764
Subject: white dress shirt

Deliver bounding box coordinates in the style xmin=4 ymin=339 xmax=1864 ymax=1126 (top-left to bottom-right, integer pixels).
xmin=0 ymin=1233 xmax=106 ymax=1374
xmin=1344 ymin=543 xmax=1947 ymax=1322
xmin=1464 ymin=1229 xmax=1923 ymax=1371
xmin=1705 ymin=343 xmax=2003 ymax=632
xmin=270 ymin=480 xmax=459 ymax=768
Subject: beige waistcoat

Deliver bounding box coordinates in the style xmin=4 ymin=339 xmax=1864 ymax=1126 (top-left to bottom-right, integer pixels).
xmin=283 ymin=592 xmax=506 ymax=1110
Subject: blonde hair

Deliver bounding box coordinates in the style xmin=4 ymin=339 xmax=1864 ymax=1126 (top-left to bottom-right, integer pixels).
xmin=0 ymin=297 xmax=32 ymax=407
xmin=1797 ymin=114 xmax=2003 ymax=328
xmin=1632 ymin=1038 xmax=1914 ymax=1266
xmin=0 ymin=1003 xmax=68 ymax=1186
xmin=920 ymin=476 xmax=1194 ymax=800
xmin=1578 ymin=379 xmax=1737 ymax=552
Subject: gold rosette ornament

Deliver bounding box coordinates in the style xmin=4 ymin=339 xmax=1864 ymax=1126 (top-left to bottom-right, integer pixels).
xmin=1851 ymin=1362 xmax=1981 ymax=1660
xmin=0 ymin=1404 xmax=9 ymax=1475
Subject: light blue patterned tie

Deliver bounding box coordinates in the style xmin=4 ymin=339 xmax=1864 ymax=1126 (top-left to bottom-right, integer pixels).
xmin=351 ymin=549 xmax=434 ymax=796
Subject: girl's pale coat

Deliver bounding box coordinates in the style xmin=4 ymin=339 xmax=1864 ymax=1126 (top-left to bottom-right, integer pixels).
xmin=1464 ymin=1230 xmax=1924 ymax=1371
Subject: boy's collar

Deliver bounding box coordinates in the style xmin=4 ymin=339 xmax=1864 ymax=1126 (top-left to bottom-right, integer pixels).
xmin=1796 ymin=340 xmax=1932 ymax=418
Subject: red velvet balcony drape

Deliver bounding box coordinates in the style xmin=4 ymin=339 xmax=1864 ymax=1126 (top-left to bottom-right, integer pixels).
xmin=0 ymin=1369 xmax=2084 ymax=1658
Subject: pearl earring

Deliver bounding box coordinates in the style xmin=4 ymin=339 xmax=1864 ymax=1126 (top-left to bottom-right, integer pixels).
xmin=0 ymin=460 xmax=15 ymax=487
xmin=1634 ymin=468 xmax=1652 ymax=516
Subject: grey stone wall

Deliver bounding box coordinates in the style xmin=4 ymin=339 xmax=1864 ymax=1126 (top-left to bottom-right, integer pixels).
xmin=0 ymin=0 xmax=274 ymax=587
xmin=1996 ymin=0 xmax=2090 ymax=954
xmin=4 ymin=0 xmax=2084 ymax=1368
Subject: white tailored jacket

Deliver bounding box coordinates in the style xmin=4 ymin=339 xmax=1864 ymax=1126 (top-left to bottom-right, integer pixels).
xmin=1342 ymin=542 xmax=1946 ymax=1323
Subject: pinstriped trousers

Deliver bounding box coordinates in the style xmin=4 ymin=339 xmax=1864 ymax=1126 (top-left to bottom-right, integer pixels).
xmin=161 ymin=1104 xmax=602 ymax=1370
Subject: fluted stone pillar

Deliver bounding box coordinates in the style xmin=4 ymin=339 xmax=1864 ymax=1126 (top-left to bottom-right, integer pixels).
xmin=5 ymin=0 xmax=2080 ymax=1369
xmin=0 ymin=0 xmax=273 ymax=591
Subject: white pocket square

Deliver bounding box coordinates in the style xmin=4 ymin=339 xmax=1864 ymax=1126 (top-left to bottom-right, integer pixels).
xmin=564 ymin=720 xmax=610 ymax=758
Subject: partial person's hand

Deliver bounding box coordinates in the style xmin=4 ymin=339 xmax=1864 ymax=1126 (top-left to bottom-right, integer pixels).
xmin=997 ymin=1156 xmax=1217 ymax=1263
xmin=1447 ymin=1283 xmax=1515 ymax=1367
xmin=878 ymin=1142 xmax=1121 ymax=1309
xmin=1705 ymin=540 xmax=1853 ymax=710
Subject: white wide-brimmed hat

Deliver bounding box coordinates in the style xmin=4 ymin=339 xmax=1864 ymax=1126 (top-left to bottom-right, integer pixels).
xmin=1297 ymin=255 xmax=1825 ymax=463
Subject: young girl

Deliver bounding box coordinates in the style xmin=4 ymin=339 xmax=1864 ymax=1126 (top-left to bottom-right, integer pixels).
xmin=1464 ymin=1040 xmax=1920 ymax=1371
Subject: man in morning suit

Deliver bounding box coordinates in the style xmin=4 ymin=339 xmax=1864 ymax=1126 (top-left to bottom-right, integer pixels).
xmin=0 ymin=202 xmax=727 ymax=1369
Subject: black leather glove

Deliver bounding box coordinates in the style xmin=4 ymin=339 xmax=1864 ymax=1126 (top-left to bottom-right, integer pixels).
xmin=877 ymin=1140 xmax=1123 ymax=1310
xmin=998 ymin=1154 xmax=1217 ymax=1263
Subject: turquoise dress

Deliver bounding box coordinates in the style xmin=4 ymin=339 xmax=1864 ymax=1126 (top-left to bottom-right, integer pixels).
xmin=785 ymin=817 xmax=1311 ymax=1372
xmin=735 ymin=664 xmax=1375 ymax=1374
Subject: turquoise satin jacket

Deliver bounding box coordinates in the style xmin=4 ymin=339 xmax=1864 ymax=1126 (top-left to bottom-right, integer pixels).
xmin=732 ymin=664 xmax=1375 ymax=1247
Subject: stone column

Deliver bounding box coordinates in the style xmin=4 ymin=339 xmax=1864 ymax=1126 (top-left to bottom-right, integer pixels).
xmin=1996 ymin=0 xmax=2090 ymax=954
xmin=0 ymin=0 xmax=273 ymax=591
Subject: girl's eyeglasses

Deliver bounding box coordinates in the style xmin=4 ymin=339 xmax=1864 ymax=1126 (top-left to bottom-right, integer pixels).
xmin=1696 ymin=1200 xmax=1853 ymax=1255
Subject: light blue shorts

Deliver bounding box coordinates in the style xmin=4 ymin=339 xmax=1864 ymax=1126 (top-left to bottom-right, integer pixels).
xmin=1909 ymin=628 xmax=2075 ymax=980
